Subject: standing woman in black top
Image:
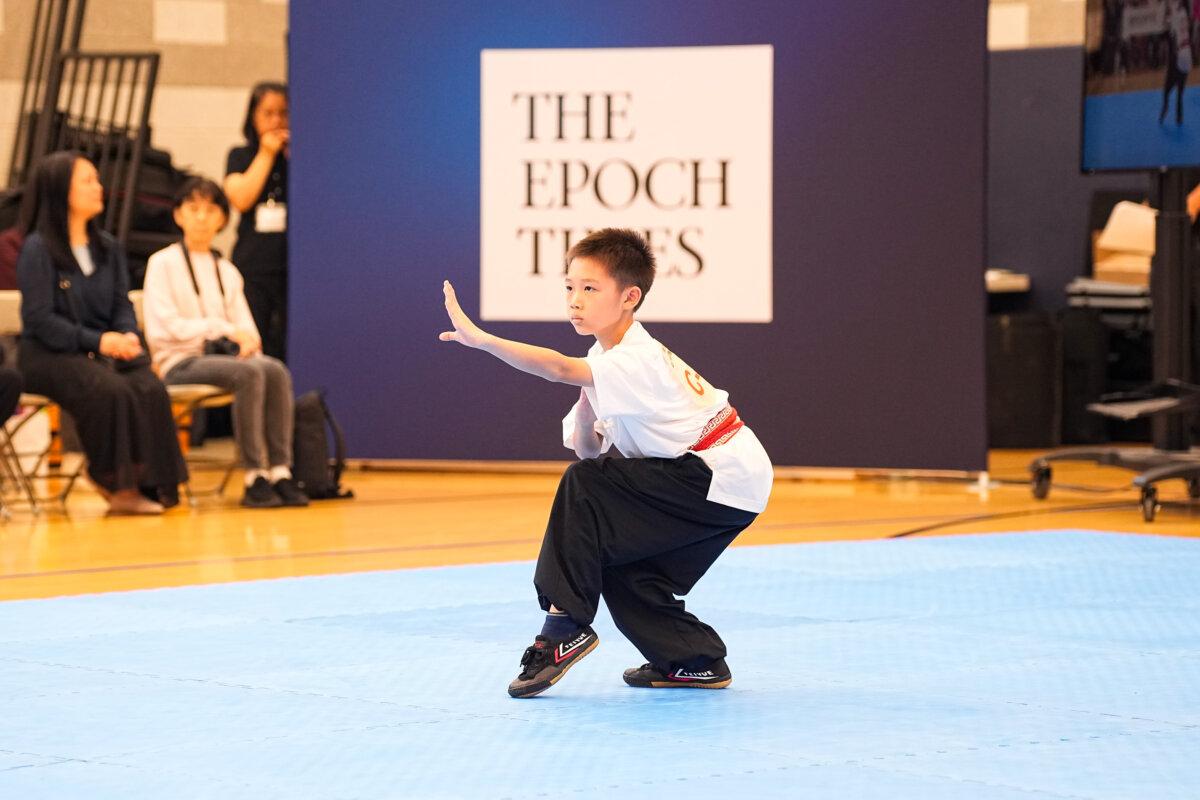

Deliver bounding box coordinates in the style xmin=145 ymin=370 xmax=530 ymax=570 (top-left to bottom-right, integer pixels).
xmin=224 ymin=82 xmax=290 ymax=362
xmin=17 ymin=152 xmax=187 ymax=514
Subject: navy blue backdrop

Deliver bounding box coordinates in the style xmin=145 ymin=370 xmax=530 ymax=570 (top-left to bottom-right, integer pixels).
xmin=288 ymin=2 xmax=987 ymax=469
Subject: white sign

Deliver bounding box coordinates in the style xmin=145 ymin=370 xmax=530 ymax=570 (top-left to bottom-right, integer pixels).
xmin=480 ymin=46 xmax=773 ymax=322
xmin=1122 ymin=1 xmax=1167 ymax=38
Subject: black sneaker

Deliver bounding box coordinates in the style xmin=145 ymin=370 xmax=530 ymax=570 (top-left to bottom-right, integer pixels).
xmin=241 ymin=476 xmax=282 ymax=508
xmin=507 ymin=626 xmax=599 ymax=698
xmin=272 ymin=477 xmax=310 ymax=507
xmin=622 ymin=658 xmax=732 ymax=689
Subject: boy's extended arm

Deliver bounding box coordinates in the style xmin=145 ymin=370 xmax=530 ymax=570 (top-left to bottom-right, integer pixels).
xmin=439 ymin=281 xmax=593 ymax=387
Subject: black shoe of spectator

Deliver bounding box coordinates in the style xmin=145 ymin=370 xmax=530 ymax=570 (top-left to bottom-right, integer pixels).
xmin=140 ymin=484 xmax=180 ymax=510
xmin=159 ymin=484 xmax=181 ymax=509
xmin=241 ymin=476 xmax=282 ymax=508
xmin=272 ymin=478 xmax=310 ymax=507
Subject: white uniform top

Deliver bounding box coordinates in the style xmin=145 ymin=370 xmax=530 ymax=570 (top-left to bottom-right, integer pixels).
xmin=143 ymin=244 xmax=259 ymax=376
xmin=561 ymin=321 xmax=773 ymax=514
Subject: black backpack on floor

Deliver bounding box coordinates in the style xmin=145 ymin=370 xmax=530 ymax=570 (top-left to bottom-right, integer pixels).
xmin=293 ymin=390 xmax=354 ymax=500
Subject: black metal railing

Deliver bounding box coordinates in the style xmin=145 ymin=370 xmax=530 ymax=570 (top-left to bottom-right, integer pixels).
xmin=29 ymin=51 xmax=161 ymax=247
xmin=7 ymin=0 xmax=86 ymax=189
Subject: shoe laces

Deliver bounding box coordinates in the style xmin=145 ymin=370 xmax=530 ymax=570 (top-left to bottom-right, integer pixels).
xmin=518 ymin=637 xmax=550 ymax=679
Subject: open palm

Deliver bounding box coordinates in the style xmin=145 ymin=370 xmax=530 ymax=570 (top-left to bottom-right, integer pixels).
xmin=439 ymin=281 xmax=488 ymax=348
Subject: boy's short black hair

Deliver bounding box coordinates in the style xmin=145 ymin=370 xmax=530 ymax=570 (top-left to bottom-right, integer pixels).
xmin=566 ymin=228 xmax=656 ymax=311
xmin=173 ymin=176 xmax=230 ymax=220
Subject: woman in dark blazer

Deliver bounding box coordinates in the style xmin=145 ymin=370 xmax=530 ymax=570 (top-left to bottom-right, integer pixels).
xmin=17 ymin=151 xmax=186 ymax=514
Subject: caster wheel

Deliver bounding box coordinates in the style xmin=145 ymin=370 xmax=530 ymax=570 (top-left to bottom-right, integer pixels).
xmin=1187 ymin=478 xmax=1200 ymax=500
xmin=1141 ymin=486 xmax=1159 ymax=523
xmin=1031 ymin=466 xmax=1051 ymax=500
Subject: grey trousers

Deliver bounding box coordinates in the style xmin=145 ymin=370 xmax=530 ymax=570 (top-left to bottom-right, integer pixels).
xmin=165 ymin=354 xmax=293 ymax=470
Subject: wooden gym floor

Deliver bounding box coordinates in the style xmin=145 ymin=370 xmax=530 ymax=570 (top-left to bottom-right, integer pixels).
xmin=1 ymin=449 xmax=1197 ymax=602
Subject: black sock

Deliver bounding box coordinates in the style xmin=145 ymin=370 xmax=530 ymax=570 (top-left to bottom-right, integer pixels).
xmin=540 ymin=610 xmax=579 ymax=639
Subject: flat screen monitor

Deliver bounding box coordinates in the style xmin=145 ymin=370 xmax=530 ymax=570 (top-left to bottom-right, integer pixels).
xmin=1083 ymin=0 xmax=1200 ymax=171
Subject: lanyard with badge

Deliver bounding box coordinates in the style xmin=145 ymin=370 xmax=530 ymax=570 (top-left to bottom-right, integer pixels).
xmin=254 ymin=166 xmax=287 ymax=233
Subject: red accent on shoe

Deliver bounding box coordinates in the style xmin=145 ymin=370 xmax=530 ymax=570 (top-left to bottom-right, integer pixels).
xmin=553 ymin=633 xmax=590 ymax=664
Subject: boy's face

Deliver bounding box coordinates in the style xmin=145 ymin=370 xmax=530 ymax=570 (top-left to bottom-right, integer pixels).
xmin=174 ymin=193 xmax=227 ymax=245
xmin=565 ymin=255 xmax=641 ymax=337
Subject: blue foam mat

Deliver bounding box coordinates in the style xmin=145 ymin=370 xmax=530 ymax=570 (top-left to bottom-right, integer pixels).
xmin=1 ymin=531 xmax=1197 ymax=799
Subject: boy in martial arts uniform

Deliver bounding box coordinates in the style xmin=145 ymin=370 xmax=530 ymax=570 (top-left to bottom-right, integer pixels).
xmin=439 ymin=228 xmax=772 ymax=698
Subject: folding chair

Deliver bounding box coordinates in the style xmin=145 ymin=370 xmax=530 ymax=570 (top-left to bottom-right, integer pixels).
xmin=167 ymin=383 xmax=237 ymax=505
xmin=0 ymin=401 xmax=42 ymax=517
xmin=0 ymin=289 xmax=86 ymax=513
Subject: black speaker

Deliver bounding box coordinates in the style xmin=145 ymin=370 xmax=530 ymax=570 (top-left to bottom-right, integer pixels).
xmin=987 ymin=312 xmax=1062 ymax=448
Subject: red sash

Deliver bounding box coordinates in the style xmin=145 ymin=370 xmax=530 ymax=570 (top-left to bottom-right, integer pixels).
xmin=691 ymin=405 xmax=744 ymax=451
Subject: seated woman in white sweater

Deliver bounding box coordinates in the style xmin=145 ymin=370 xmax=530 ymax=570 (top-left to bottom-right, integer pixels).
xmin=143 ymin=177 xmax=308 ymax=508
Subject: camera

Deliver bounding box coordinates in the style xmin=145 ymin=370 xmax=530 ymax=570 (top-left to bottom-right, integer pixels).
xmin=203 ymin=336 xmax=241 ymax=357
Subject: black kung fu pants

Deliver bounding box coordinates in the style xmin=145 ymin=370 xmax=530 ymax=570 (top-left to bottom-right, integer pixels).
xmin=533 ymin=453 xmax=757 ymax=672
